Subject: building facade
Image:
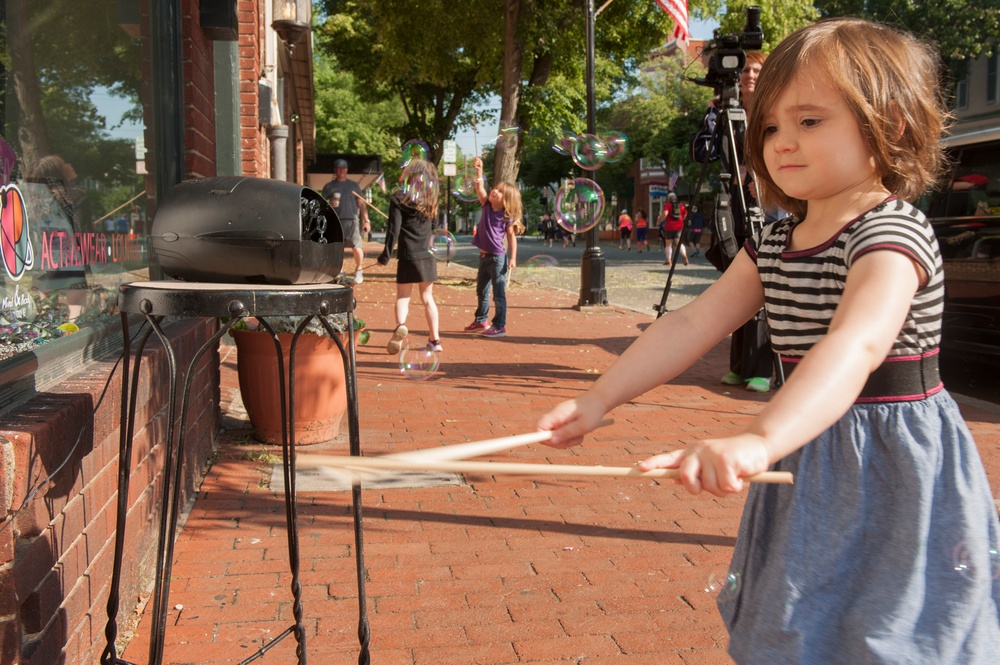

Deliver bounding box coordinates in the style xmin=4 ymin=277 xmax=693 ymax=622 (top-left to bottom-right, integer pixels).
xmin=0 ymin=1 xmax=314 ymax=662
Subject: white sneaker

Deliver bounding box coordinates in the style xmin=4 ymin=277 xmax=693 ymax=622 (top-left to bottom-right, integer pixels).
xmin=354 ymin=270 xmax=364 ymax=284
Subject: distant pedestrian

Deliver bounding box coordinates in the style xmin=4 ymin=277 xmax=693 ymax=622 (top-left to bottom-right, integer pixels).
xmin=617 ymin=209 xmax=632 ymax=250
xmin=687 ymin=205 xmax=705 ymax=257
xmin=634 ymin=209 xmax=649 ymax=252
xmin=538 ymin=18 xmax=1000 ymax=664
xmin=377 ymin=159 xmax=442 ymax=353
xmin=660 ymin=193 xmax=687 ymax=265
xmin=542 ymin=213 xmax=556 ymax=247
xmin=464 ymin=156 xmax=523 ymax=339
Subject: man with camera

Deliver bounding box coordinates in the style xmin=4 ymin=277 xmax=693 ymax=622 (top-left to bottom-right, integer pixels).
xmin=689 ymin=17 xmax=776 ymax=394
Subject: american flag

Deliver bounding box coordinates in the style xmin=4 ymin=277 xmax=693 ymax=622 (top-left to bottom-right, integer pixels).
xmin=668 ymin=170 xmax=679 ymax=191
xmin=656 ymin=0 xmax=690 ymax=43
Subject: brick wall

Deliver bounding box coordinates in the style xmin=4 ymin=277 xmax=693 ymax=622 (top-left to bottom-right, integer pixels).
xmin=0 ymin=319 xmax=220 ymax=664
xmin=240 ymin=0 xmax=268 ymax=178
xmin=182 ymin=1 xmax=218 ymax=178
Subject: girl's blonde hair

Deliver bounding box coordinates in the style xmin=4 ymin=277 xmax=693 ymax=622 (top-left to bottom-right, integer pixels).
xmin=401 ymin=159 xmax=439 ymax=219
xmin=495 ymin=181 xmax=523 ymax=226
xmin=746 ymin=18 xmax=949 ymax=220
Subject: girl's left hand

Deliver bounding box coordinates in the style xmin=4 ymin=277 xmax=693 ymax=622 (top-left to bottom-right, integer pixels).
xmin=638 ymin=434 xmax=771 ymax=496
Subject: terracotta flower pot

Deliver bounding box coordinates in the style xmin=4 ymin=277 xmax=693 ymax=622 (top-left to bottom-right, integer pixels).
xmin=232 ymin=329 xmax=348 ymax=445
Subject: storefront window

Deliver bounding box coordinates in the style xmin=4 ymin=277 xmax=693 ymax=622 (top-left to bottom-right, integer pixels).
xmin=1 ymin=0 xmax=152 ymax=361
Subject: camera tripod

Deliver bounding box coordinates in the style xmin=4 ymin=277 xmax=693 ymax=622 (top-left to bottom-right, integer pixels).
xmin=652 ymin=93 xmax=785 ymax=386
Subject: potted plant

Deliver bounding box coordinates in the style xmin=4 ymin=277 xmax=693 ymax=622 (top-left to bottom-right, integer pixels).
xmin=228 ymin=314 xmax=368 ymax=445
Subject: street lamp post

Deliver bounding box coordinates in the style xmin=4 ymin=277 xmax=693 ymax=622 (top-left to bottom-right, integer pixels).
xmin=577 ymin=0 xmax=608 ymax=307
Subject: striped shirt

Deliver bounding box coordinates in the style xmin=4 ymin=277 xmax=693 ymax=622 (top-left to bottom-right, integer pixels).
xmin=746 ymin=198 xmax=944 ymax=358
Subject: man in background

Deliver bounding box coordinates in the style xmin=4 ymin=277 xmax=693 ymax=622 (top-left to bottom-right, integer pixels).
xmin=322 ymin=158 xmax=371 ymax=283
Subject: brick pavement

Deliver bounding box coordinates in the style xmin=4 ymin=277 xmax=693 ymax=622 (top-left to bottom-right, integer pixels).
xmin=119 ymin=246 xmax=1000 ymax=664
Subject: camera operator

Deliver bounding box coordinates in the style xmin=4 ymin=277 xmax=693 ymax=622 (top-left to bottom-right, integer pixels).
xmin=691 ymin=49 xmax=777 ymax=394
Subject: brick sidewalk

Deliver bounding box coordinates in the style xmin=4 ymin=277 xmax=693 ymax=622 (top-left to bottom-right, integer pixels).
xmin=120 ymin=252 xmax=1000 ymax=664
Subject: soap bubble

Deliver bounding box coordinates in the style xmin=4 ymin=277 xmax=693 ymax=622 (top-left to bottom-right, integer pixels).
xmin=494 ymin=123 xmax=520 ymax=150
xmin=522 ymin=254 xmax=559 ymax=270
xmin=704 ymin=571 xmax=741 ymax=601
xmin=552 ymin=130 xmax=577 ymax=156
xmin=602 ymin=131 xmax=629 ymax=163
xmin=554 ymin=178 xmax=605 ymax=234
xmin=429 ymin=230 xmax=455 ymax=262
xmin=402 ymin=170 xmax=438 ymax=206
xmin=399 ymin=344 xmax=440 ymax=381
xmin=954 ymin=541 xmax=1000 ymax=581
xmin=400 ymin=139 xmax=429 ymax=169
xmin=452 ymin=172 xmax=479 ymax=203
xmin=571 ymin=133 xmax=609 ymax=171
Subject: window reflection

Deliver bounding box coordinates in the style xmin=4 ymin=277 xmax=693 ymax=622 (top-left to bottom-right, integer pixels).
xmin=1 ymin=0 xmax=152 ymax=361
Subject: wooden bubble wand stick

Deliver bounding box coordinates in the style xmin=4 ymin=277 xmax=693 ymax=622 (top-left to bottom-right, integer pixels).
xmin=383 ymin=418 xmax=615 ymax=463
xmin=296 ymin=455 xmax=794 ymax=485
xmin=352 ymin=190 xmax=388 ymax=219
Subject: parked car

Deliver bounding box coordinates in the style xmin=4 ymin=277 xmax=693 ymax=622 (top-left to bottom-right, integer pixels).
xmin=922 ymin=127 xmax=1000 ymax=402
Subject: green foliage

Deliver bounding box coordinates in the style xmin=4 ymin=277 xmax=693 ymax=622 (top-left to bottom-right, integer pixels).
xmin=813 ymin=0 xmax=1000 ymax=60
xmin=313 ymin=57 xmax=405 ymax=158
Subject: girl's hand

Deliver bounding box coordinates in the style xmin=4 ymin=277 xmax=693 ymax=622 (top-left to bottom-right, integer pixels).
xmin=472 ymin=157 xmax=483 ymax=174
xmin=638 ymin=434 xmax=770 ymax=496
xmin=537 ymin=396 xmax=606 ymax=449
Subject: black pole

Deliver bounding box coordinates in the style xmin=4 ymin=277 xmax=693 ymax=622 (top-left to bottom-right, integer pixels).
xmin=577 ymin=0 xmax=607 ymax=307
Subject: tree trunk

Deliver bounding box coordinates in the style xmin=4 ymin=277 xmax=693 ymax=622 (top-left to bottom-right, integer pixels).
xmin=495 ymin=0 xmax=524 ymax=185
xmin=8 ymin=0 xmax=52 ymax=170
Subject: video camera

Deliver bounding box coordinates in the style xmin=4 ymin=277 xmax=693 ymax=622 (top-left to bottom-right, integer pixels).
xmin=692 ymin=6 xmax=764 ymax=101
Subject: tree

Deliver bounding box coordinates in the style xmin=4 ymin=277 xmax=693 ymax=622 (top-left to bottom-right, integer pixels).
xmin=813 ymin=0 xmax=1000 ymax=60
xmin=316 ymin=0 xmax=673 ymax=176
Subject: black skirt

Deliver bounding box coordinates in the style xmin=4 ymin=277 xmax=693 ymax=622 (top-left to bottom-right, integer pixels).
xmin=397 ymin=255 xmax=437 ymax=284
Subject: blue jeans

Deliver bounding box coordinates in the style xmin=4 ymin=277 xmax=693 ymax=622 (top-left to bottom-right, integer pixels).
xmin=474 ymin=253 xmax=507 ymax=328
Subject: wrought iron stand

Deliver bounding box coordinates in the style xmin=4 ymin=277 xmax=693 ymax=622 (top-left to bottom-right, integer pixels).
xmin=100 ymin=281 xmax=371 ymax=665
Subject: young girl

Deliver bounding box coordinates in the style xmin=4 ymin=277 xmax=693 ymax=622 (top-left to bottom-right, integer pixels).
xmin=377 ymin=159 xmax=442 ymax=353
xmin=538 ymin=18 xmax=1000 ymax=663
xmin=463 ymin=156 xmax=522 ymax=339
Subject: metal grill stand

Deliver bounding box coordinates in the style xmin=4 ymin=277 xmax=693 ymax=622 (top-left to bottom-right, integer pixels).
xmin=100 ymin=281 xmax=371 ymax=665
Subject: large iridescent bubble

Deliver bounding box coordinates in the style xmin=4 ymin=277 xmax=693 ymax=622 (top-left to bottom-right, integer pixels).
xmin=402 ymin=169 xmax=438 ymax=207
xmin=494 ymin=123 xmax=520 ymax=150
xmin=554 ymin=178 xmax=605 ymax=234
xmin=399 ymin=344 xmax=440 ymax=381
xmin=400 ymin=139 xmax=429 ymax=169
xmin=571 ymin=134 xmax=609 ymax=171
xmin=602 ymin=131 xmax=630 ymax=163
xmin=552 ymin=129 xmax=577 ymax=156
xmin=452 ymin=169 xmax=479 ymax=203
xmin=429 ymin=229 xmax=456 ymax=262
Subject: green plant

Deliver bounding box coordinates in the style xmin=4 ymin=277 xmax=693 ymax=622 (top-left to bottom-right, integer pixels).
xmin=224 ymin=314 xmax=369 ymax=344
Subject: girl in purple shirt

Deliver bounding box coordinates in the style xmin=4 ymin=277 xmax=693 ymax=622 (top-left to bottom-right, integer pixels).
xmin=464 ymin=156 xmax=523 ymax=338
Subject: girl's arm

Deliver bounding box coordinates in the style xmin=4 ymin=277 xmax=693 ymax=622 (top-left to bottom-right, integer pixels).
xmin=640 ymin=249 xmax=923 ymax=495
xmin=506 ymin=223 xmax=517 ymax=270
xmin=473 ymin=157 xmax=488 ymax=206
xmin=538 ymin=250 xmax=765 ymax=446
xmin=377 ymin=196 xmax=402 ymax=265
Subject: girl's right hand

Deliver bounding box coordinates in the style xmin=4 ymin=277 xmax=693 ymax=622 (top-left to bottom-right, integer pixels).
xmin=638 ymin=433 xmax=770 ymax=496
xmin=537 ymin=396 xmax=606 ymax=449
xmin=472 ymin=156 xmax=483 ymax=174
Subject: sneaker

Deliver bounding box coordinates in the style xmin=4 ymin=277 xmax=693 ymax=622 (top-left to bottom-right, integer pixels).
xmin=481 ymin=326 xmax=507 ymax=338
xmin=386 ymin=324 xmax=408 ymax=354
xmin=721 ymin=372 xmax=743 ymax=386
xmin=745 ymin=377 xmax=771 ymax=393
xmin=464 ymin=321 xmax=489 ymax=331
xmin=354 ymin=270 xmax=364 ymax=284
xmin=427 ymin=339 xmax=443 ymax=352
